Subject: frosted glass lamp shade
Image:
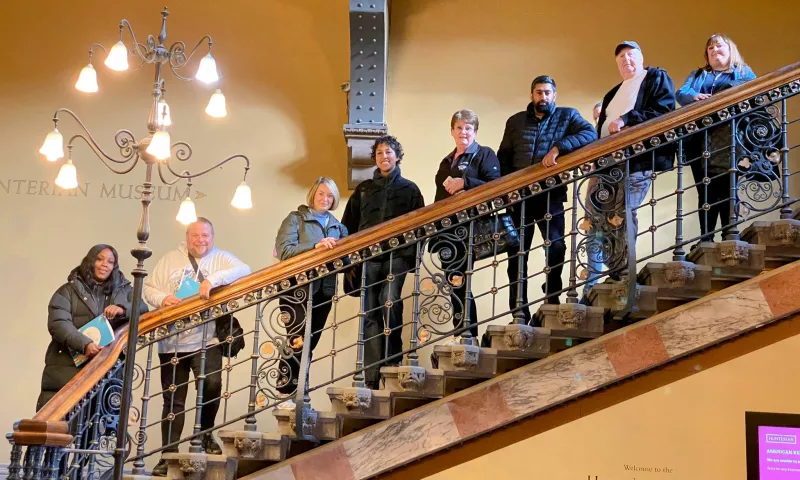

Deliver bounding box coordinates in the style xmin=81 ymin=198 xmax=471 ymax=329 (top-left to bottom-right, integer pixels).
xmin=146 ymin=129 xmax=171 ymax=160
xmin=39 ymin=129 xmax=64 ymax=161
xmin=205 ymin=89 xmax=227 ymax=118
xmin=230 ymin=181 xmax=252 ymax=209
xmin=55 ymin=160 xmax=78 ymax=189
xmin=195 ymin=54 xmax=219 ymax=83
xmin=176 ymin=197 xmax=198 ymax=225
xmin=75 ymin=64 xmax=98 ymax=93
xmin=157 ymin=100 xmax=172 ymax=127
xmin=104 ymin=41 xmax=129 ymax=71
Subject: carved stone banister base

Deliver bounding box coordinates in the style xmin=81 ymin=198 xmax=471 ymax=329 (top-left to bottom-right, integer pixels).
xmin=742 ymin=220 xmax=800 ymax=268
xmin=380 ymin=366 xmax=444 ymax=397
xmin=638 ymin=261 xmax=713 ymax=302
xmin=587 ymin=279 xmax=658 ymax=320
xmin=273 ymin=409 xmax=339 ymax=442
xmin=687 ymin=240 xmax=766 ymax=282
xmin=161 ymin=452 xmax=230 ymax=480
xmin=535 ymin=303 xmax=604 ymax=340
xmin=432 ymin=345 xmax=497 ymax=379
xmin=218 ymin=430 xmax=288 ymax=463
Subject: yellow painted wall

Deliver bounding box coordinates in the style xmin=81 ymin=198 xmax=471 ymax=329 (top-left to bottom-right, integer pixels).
xmin=1 ymin=0 xmax=798 ymax=469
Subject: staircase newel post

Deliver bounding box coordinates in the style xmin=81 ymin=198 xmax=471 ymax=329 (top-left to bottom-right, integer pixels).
xmin=352 ymin=262 xmax=368 ymax=388
xmin=780 ymin=98 xmax=791 ymax=219
xmin=673 ymin=138 xmax=686 ymax=261
xmin=460 ymin=220 xmax=477 ymax=344
xmin=726 ymin=117 xmax=741 ymax=241
xmin=407 ymin=243 xmax=422 ymax=366
xmin=512 ymin=198 xmax=527 ymax=324
xmin=566 ymin=169 xmax=581 ymax=303
xmin=244 ymin=305 xmax=263 ymax=432
xmin=7 ymin=435 xmax=22 ymax=480
xmin=294 ymin=284 xmax=315 ymax=436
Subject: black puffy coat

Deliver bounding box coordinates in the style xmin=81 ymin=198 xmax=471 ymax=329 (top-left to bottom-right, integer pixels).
xmin=36 ymin=268 xmax=144 ymax=410
xmin=342 ymin=167 xmax=425 ymax=260
xmin=596 ymin=67 xmax=677 ymax=173
xmin=434 ymin=142 xmax=501 ymax=202
xmin=498 ymin=104 xmax=597 ymax=202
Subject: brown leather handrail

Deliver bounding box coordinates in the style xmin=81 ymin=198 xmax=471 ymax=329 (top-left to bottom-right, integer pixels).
xmin=17 ymin=61 xmax=800 ymax=443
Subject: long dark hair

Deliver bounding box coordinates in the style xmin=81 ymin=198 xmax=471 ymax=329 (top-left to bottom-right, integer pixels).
xmin=77 ymin=244 xmax=125 ymax=294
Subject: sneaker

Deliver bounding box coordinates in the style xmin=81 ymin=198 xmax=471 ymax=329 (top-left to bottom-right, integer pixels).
xmin=202 ymin=432 xmax=222 ymax=455
xmin=151 ymin=458 xmax=168 ymax=477
xmin=274 ymin=399 xmax=296 ymax=410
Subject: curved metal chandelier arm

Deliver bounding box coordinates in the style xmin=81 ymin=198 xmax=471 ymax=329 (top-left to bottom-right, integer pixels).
xmin=68 ymin=134 xmax=141 ymax=175
xmin=160 ymin=147 xmax=251 ymax=182
xmin=167 ymin=35 xmax=213 ymax=81
xmin=52 ymin=108 xmax=138 ymax=165
xmin=156 ymin=163 xmax=193 ymax=186
xmin=87 ymin=43 xmax=108 ymax=61
xmin=119 ymin=20 xmax=156 ymax=64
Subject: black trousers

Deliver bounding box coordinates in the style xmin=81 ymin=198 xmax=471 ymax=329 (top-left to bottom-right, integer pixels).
xmin=363 ymin=257 xmax=410 ymax=386
xmin=506 ymin=199 xmax=567 ymax=324
xmin=690 ymin=158 xmax=733 ymax=242
xmin=158 ymin=346 xmax=223 ymax=452
xmin=276 ymin=285 xmax=333 ymax=395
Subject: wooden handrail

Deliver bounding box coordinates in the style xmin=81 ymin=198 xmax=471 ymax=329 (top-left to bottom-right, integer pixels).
xmin=17 ymin=61 xmax=800 ymax=442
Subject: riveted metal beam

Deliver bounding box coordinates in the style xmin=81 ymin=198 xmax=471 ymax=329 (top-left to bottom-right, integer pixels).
xmin=343 ymin=0 xmax=389 ymax=189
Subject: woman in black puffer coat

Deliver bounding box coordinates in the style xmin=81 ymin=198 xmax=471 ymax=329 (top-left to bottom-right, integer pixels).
xmin=36 ymin=244 xmax=145 ymax=410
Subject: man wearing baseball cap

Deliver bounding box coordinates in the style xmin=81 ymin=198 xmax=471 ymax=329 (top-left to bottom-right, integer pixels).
xmin=586 ymin=41 xmax=675 ymax=290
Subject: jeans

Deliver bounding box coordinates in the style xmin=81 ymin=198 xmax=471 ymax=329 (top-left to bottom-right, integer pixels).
xmin=363 ymin=257 xmax=410 ymax=386
xmin=276 ymin=284 xmax=333 ymax=395
xmin=583 ymin=170 xmax=652 ymax=296
xmin=159 ymin=346 xmax=223 ymax=452
xmin=506 ymin=199 xmax=567 ymax=324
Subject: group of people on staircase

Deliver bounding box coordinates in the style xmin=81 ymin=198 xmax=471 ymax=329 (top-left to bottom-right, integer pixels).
xmin=35 ymin=34 xmax=756 ymax=473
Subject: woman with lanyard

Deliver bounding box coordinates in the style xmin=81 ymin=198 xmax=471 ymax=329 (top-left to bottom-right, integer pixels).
xmin=432 ymin=109 xmax=500 ymax=343
xmin=676 ymin=34 xmax=755 ymax=247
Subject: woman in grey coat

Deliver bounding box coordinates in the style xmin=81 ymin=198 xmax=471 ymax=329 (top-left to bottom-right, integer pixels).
xmin=36 ymin=244 xmax=144 ymax=410
xmin=273 ymin=177 xmax=348 ymax=403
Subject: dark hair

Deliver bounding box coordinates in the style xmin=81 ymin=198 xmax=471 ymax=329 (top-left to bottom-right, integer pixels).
xmin=531 ymin=75 xmax=557 ymax=92
xmin=78 ymin=244 xmax=124 ymax=294
xmin=370 ymin=135 xmax=404 ymax=164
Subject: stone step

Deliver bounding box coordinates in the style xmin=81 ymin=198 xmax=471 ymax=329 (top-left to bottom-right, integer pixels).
xmin=534 ymin=304 xmax=604 ymax=340
xmin=686 ymin=240 xmax=765 ymax=281
xmin=432 ymin=344 xmax=497 ymax=379
xmin=272 ymin=409 xmax=338 ymax=442
xmin=326 ymin=386 xmax=392 ymax=420
xmin=161 ymin=452 xmax=232 ymax=480
xmin=587 ymin=279 xmax=658 ymax=320
xmin=218 ymin=431 xmax=288 ymax=463
xmin=637 ymin=261 xmax=712 ymax=301
xmin=483 ymin=324 xmax=550 ymax=375
xmin=741 ymin=220 xmax=800 ymax=267
xmin=380 ymin=366 xmax=445 ymax=415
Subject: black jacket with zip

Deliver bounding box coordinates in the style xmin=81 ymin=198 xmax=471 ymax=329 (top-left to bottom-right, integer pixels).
xmin=342 ymin=167 xmax=425 ymax=260
xmin=434 ymin=141 xmax=501 ymax=202
xmin=37 ymin=268 xmax=145 ymax=410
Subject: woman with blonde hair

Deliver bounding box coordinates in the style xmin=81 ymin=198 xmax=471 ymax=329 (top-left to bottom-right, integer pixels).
xmin=676 ymin=34 xmax=756 ymax=246
xmin=273 ymin=177 xmax=348 ymax=404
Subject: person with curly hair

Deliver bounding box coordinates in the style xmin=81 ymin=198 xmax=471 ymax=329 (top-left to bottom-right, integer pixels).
xmin=342 ymin=135 xmax=425 ymax=390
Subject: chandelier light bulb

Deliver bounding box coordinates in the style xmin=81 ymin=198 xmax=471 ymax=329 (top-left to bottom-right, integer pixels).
xmin=230 ymin=181 xmax=253 ymax=209
xmin=39 ymin=129 xmax=65 ymax=161
xmin=146 ymin=129 xmax=172 ymax=160
xmin=195 ymin=53 xmax=219 ymax=83
xmin=157 ymin=99 xmax=172 ymax=127
xmin=205 ymin=89 xmax=227 ymax=118
xmin=75 ymin=64 xmax=99 ymax=93
xmin=104 ymin=41 xmax=129 ymax=71
xmin=55 ymin=159 xmax=79 ymax=190
xmin=176 ymin=196 xmax=198 ymax=225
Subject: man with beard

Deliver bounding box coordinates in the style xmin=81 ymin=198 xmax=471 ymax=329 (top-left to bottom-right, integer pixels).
xmin=498 ymin=75 xmax=597 ymax=323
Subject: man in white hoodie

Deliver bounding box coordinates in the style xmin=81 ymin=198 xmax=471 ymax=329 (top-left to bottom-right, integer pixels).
xmin=143 ymin=217 xmax=251 ymax=476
